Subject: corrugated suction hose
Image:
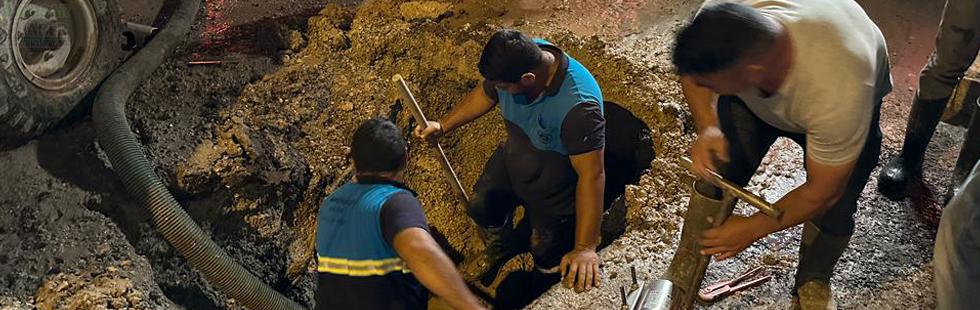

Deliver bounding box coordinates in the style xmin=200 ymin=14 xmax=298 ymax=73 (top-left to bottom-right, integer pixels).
xmin=92 ymin=0 xmax=306 ymax=309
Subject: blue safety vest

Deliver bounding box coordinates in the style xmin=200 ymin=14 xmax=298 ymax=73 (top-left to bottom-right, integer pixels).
xmin=315 ymin=183 xmax=410 ymax=276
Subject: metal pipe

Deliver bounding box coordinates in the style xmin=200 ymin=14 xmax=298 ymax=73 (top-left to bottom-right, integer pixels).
xmin=679 ymin=157 xmax=783 ymax=220
xmin=392 ymin=74 xmax=470 ymax=205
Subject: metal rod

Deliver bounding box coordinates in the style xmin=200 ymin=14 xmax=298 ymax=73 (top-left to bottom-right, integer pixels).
xmin=679 ymin=157 xmax=783 ymax=220
xmin=631 ymin=265 xmax=638 ymax=287
xmin=392 ymin=74 xmax=470 ymax=205
xmin=620 ymin=286 xmax=628 ymax=309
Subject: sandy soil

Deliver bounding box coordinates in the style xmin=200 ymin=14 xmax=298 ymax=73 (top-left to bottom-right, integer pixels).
xmin=1 ymin=0 xmax=974 ymax=309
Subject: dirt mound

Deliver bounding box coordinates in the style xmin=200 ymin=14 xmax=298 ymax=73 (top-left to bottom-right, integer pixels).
xmin=0 ymin=126 xmax=174 ymax=310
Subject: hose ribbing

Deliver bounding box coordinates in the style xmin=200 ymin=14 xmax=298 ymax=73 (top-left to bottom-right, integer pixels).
xmin=92 ymin=1 xmax=305 ymax=309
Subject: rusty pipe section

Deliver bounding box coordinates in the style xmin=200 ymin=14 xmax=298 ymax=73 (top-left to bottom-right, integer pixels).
xmin=679 ymin=157 xmax=783 ymax=220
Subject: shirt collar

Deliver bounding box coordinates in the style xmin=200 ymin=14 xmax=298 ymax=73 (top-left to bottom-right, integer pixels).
xmin=355 ymin=175 xmax=418 ymax=196
xmin=539 ymin=43 xmax=569 ymax=98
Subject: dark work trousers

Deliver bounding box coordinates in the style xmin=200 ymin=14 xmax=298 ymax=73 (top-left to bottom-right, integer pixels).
xmin=466 ymin=143 xmax=577 ymax=270
xmin=697 ymin=96 xmax=883 ymax=238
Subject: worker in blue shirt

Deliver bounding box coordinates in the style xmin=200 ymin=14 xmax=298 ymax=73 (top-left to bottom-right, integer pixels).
xmin=315 ymin=118 xmax=485 ymax=310
xmin=416 ymin=29 xmax=606 ymax=293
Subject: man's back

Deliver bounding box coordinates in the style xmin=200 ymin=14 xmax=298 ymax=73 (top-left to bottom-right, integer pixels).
xmin=315 ymin=180 xmax=429 ymax=310
xmin=705 ymin=0 xmax=892 ymax=165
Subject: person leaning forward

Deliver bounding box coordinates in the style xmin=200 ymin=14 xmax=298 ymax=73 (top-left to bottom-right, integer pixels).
xmin=671 ymin=1 xmax=891 ymax=309
xmin=315 ymin=118 xmax=485 ymax=310
xmin=415 ymin=29 xmax=606 ymax=293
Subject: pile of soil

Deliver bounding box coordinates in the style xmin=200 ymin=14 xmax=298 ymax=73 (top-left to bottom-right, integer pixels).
xmin=0 ymin=123 xmax=174 ymax=310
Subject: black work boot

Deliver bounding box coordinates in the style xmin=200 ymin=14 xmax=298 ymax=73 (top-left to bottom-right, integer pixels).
xmin=469 ymin=216 xmax=530 ymax=287
xmin=878 ymin=96 xmax=949 ymax=200
xmin=792 ymin=223 xmax=850 ymax=310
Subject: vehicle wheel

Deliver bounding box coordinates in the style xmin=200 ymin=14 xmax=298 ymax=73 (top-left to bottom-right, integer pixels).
xmin=0 ymin=0 xmax=122 ymax=138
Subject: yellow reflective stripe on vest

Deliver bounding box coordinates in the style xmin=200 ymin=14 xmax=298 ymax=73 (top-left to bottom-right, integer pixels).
xmin=317 ymin=255 xmax=412 ymax=276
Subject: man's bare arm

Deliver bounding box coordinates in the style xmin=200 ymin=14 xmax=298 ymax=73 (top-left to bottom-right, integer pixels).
xmin=569 ymin=148 xmax=605 ymax=253
xmin=751 ymin=157 xmax=856 ymax=235
xmin=416 ymin=84 xmax=498 ymax=140
xmin=559 ymin=148 xmax=605 ymax=292
xmin=681 ymin=75 xmax=730 ymax=179
xmin=681 ymin=75 xmax=720 ymax=133
xmin=394 ymin=228 xmax=486 ymax=310
xmin=440 ymin=84 xmax=497 ymax=133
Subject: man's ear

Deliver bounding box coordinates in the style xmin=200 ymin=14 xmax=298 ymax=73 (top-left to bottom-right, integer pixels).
xmin=519 ymin=72 xmax=537 ymax=87
xmin=743 ymin=63 xmax=766 ymax=84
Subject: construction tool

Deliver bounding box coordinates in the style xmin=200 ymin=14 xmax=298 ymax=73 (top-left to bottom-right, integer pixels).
xmin=679 ymin=157 xmax=783 ymax=220
xmin=391 ymin=74 xmax=470 ymax=205
xmin=697 ymin=266 xmax=771 ymax=303
xmin=620 ymin=265 xmax=672 ymax=310
xmin=623 ymin=157 xmax=783 ymax=310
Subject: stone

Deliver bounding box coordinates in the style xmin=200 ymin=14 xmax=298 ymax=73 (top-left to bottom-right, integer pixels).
xmin=339 ymin=102 xmax=354 ymax=111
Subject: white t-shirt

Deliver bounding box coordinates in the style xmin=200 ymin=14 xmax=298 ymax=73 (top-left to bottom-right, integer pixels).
xmin=701 ymin=0 xmax=892 ymax=165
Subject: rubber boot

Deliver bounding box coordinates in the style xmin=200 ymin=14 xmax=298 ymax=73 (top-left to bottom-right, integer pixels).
xmin=792 ymin=223 xmax=849 ymax=310
xmin=878 ymin=96 xmax=949 ymax=200
xmin=665 ymin=182 xmax=736 ymax=310
xmin=468 ymin=216 xmax=530 ymax=287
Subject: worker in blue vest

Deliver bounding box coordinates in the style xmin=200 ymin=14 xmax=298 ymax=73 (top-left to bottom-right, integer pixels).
xmin=416 ymin=29 xmax=606 ymax=293
xmin=315 ymin=118 xmax=485 ymax=310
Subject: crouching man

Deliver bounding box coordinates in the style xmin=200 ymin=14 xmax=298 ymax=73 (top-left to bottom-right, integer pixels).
xmin=668 ymin=1 xmax=891 ymax=309
xmin=315 ymin=118 xmax=485 ymax=310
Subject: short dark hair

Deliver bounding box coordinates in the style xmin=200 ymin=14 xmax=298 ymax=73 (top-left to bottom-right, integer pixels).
xmin=351 ymin=118 xmax=407 ymax=174
xmin=478 ymin=30 xmax=543 ymax=82
xmin=672 ymin=2 xmax=777 ymax=74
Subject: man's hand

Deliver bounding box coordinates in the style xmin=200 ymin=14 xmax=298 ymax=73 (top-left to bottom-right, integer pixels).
xmin=698 ymin=215 xmax=766 ymax=260
xmin=413 ymin=120 xmax=444 ymax=142
xmin=394 ymin=227 xmax=486 ymax=310
xmin=560 ymin=246 xmax=601 ymax=293
xmin=691 ymin=126 xmax=729 ymax=180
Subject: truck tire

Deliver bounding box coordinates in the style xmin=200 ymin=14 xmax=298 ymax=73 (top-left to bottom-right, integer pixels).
xmin=0 ymin=0 xmax=122 ymax=138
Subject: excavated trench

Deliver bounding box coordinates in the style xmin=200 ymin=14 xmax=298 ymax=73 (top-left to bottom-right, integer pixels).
xmin=148 ymin=0 xmax=693 ymax=308
xmin=0 ymin=0 xmax=953 ymax=309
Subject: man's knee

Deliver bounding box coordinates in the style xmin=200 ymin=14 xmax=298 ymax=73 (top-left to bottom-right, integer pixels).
xmin=465 ymin=194 xmax=500 ymax=227
xmin=812 ymin=208 xmax=856 ymax=237
xmin=529 ymin=218 xmax=576 ymax=270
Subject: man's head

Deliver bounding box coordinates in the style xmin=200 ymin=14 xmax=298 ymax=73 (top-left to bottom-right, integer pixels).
xmin=673 ymin=2 xmax=779 ymax=95
xmin=351 ymin=118 xmax=407 ymax=176
xmin=478 ymin=29 xmax=544 ymax=95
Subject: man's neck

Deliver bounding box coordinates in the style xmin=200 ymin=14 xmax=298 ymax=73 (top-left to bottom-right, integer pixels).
xmin=527 ymin=50 xmax=558 ymax=102
xmin=356 ymin=172 xmax=402 ymax=182
xmin=757 ymin=20 xmax=793 ymax=97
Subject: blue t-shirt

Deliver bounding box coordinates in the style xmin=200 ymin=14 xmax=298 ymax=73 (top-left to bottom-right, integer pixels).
xmin=482 ymin=39 xmax=605 ymax=214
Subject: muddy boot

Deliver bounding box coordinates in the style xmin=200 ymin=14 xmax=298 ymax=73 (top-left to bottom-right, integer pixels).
xmin=664 ymin=182 xmax=736 ymax=310
xmin=792 ymin=223 xmax=849 ymax=310
xmin=469 ymin=216 xmax=530 ymax=286
xmin=878 ymin=96 xmax=949 ymax=200
xmin=791 ymin=281 xmax=837 ymax=310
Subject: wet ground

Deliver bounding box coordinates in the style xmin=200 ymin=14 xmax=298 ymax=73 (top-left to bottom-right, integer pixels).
xmin=1 ymin=0 xmax=975 ymax=309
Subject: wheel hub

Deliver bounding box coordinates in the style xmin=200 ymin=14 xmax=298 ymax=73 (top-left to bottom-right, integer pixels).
xmin=11 ymin=0 xmax=99 ymax=91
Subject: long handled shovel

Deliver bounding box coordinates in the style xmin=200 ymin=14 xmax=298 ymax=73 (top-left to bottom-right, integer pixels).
xmin=392 ymin=74 xmax=470 ymax=206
